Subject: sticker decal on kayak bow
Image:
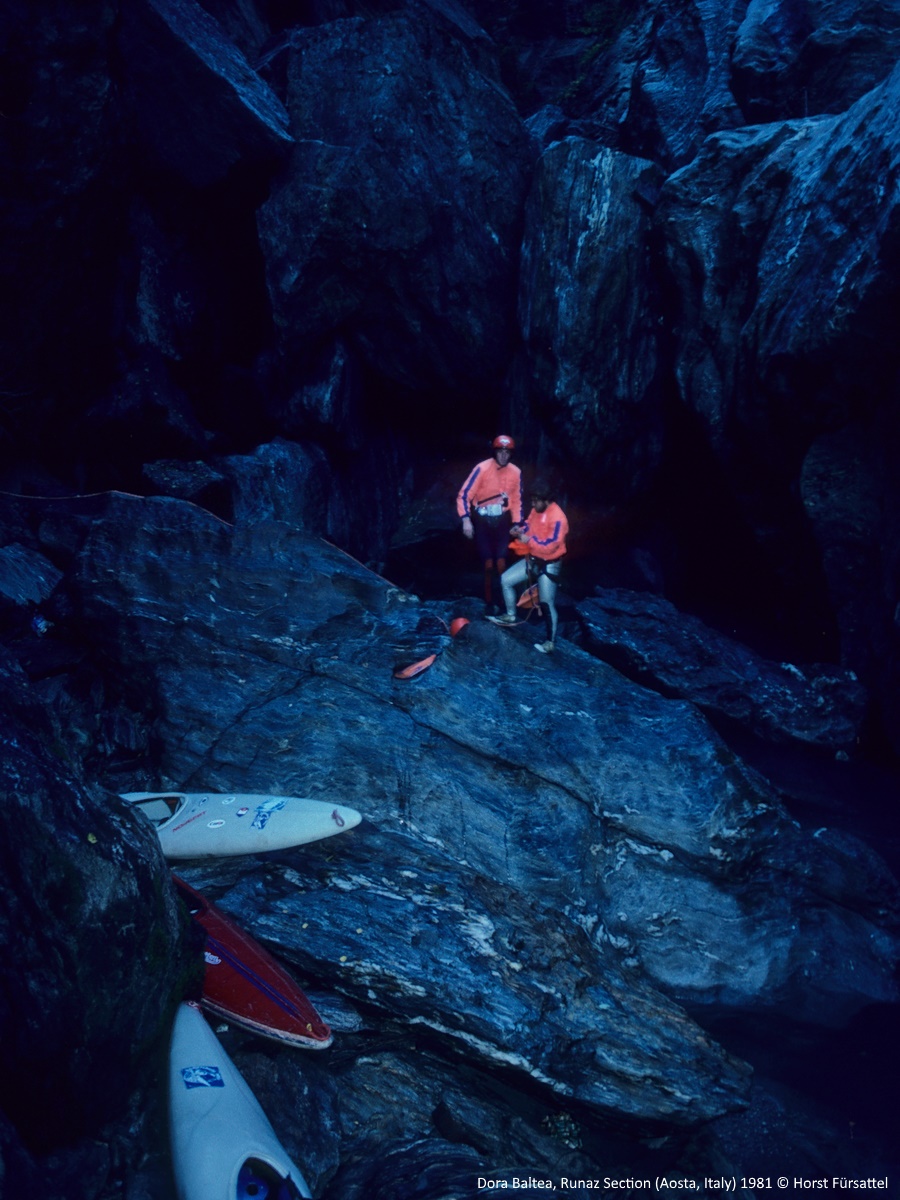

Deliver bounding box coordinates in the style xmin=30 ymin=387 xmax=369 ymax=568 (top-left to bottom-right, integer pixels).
xmin=172 ymin=811 xmax=206 ymax=833
xmin=251 ymin=798 xmax=286 ymax=831
xmin=181 ymin=1066 xmax=225 ymax=1089
xmin=207 ymin=819 xmax=225 ymax=828
xmin=204 ymin=951 xmax=222 ymax=965
xmin=236 ymin=806 xmax=249 ymax=817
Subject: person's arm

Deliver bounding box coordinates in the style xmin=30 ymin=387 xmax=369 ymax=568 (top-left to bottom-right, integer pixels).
xmin=457 ymin=465 xmax=481 ymax=537
xmin=512 ymin=509 xmax=531 ymax=542
xmin=510 ymin=468 xmax=523 ymax=524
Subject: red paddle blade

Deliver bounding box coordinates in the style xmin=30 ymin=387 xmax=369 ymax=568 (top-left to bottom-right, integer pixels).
xmin=393 ymin=653 xmax=437 ymax=679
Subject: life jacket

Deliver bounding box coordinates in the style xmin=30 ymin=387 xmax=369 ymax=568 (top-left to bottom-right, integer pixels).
xmin=456 ymin=459 xmax=523 ymax=524
xmin=521 ymin=502 xmax=568 ymax=561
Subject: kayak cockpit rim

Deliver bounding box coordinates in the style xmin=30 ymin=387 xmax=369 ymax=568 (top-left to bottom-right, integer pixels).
xmin=127 ymin=793 xmax=185 ymax=826
xmin=238 ymin=1156 xmax=310 ymax=1200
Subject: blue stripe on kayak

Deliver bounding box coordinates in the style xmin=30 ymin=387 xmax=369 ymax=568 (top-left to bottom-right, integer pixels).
xmin=205 ymin=933 xmax=324 ymax=1032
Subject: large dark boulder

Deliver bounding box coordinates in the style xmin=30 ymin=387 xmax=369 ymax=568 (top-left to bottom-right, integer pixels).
xmin=258 ymin=6 xmax=531 ymax=398
xmin=732 ymin=0 xmax=900 ymax=121
xmin=578 ymin=587 xmax=868 ymax=751
xmin=0 ymin=713 xmax=191 ymax=1150
xmin=218 ymin=434 xmax=411 ymax=567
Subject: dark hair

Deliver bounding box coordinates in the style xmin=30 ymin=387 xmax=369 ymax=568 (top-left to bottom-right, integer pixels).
xmin=530 ymin=478 xmax=553 ymax=501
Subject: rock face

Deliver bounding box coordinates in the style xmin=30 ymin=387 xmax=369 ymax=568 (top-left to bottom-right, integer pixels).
xmin=258 ymin=7 xmax=531 ymax=397
xmin=188 ymin=829 xmax=751 ymax=1127
xmin=5 ymin=0 xmax=900 ymax=750
xmin=61 ymin=495 xmax=899 ymax=1029
xmin=119 ymin=0 xmax=293 ymax=188
xmin=732 ymin=0 xmax=900 ymax=120
xmin=578 ymin=588 xmax=868 ymax=750
xmin=614 ymin=0 xmax=748 ymax=168
xmin=4 ymin=0 xmax=900 ymax=1188
xmin=1 ymin=488 xmax=898 ymax=1193
xmin=660 ymin=66 xmax=900 ymax=457
xmin=0 ymin=711 xmax=192 ymax=1150
xmin=515 ymin=139 xmax=665 ymax=493
xmin=657 ymin=63 xmax=900 ymax=724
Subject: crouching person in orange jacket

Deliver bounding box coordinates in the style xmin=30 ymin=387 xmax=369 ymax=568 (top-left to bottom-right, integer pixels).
xmin=487 ymin=479 xmax=568 ymax=653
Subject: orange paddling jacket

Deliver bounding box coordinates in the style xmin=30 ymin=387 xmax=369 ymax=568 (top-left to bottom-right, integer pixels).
xmin=456 ymin=459 xmax=523 ymax=524
xmin=520 ymin=502 xmax=568 ymax=561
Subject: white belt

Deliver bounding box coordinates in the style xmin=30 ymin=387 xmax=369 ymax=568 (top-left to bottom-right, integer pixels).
xmin=476 ymin=504 xmax=504 ymax=517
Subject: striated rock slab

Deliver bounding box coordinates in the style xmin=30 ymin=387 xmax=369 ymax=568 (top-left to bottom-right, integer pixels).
xmin=546 ymin=0 xmax=745 ymax=168
xmin=617 ymin=0 xmax=747 ymax=168
xmin=577 ymin=588 xmax=867 ymax=750
xmin=0 ymin=542 xmax=63 ymax=612
xmin=516 ymin=138 xmax=665 ymax=493
xmin=60 ymin=493 xmax=900 ymax=1028
xmin=119 ymin=0 xmax=293 ymax=187
xmin=182 ymin=827 xmax=752 ymax=1127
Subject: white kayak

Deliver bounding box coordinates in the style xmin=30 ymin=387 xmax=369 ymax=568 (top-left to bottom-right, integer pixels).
xmin=120 ymin=792 xmax=361 ymax=859
xmin=169 ymin=1001 xmax=312 ymax=1200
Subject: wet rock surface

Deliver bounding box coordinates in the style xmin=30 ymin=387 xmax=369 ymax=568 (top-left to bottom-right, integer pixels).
xmin=578 ymin=588 xmax=868 ymax=751
xmin=53 ymin=493 xmax=896 ymax=1016
xmin=183 ymin=828 xmax=752 ymax=1127
xmin=0 ymin=489 xmax=898 ymax=1194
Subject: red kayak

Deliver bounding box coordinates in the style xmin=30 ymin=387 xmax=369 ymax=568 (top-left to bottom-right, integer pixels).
xmin=173 ymin=875 xmax=333 ymax=1050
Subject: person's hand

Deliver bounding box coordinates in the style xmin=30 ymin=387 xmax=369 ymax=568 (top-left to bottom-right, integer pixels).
xmin=462 ymin=516 xmax=474 ymax=539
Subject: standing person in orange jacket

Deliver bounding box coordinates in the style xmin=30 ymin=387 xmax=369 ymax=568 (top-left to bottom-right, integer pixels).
xmin=456 ymin=435 xmax=523 ymax=615
xmin=488 ymin=479 xmax=568 ymax=653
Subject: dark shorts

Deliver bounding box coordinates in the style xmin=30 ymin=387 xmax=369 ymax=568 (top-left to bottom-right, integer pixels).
xmin=474 ymin=513 xmax=512 ymax=564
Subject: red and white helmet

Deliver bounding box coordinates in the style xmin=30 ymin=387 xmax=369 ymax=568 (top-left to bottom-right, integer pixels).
xmin=492 ymin=434 xmax=515 ymax=450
